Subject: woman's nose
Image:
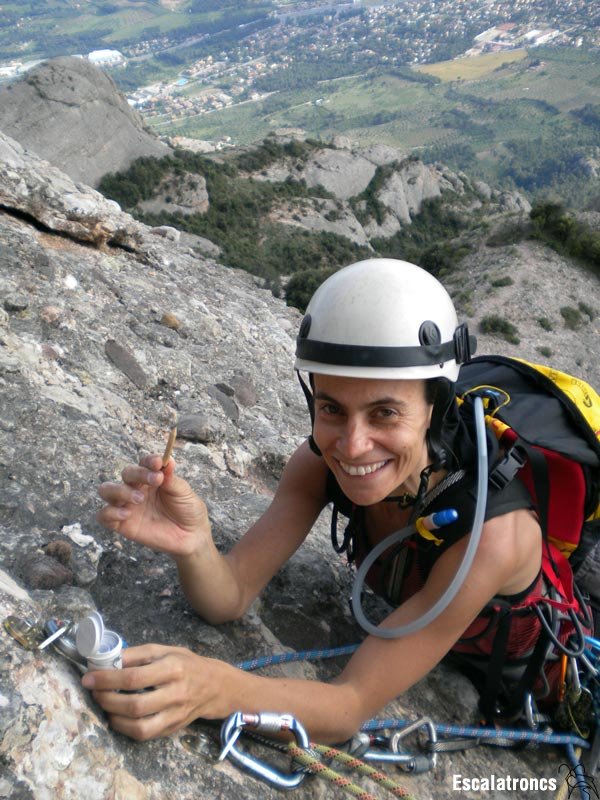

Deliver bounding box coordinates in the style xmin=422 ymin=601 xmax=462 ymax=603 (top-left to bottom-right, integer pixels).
xmin=337 ymin=418 xmax=370 ymax=459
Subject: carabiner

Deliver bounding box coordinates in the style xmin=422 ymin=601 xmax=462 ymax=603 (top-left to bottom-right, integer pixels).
xmin=219 ymin=712 xmax=309 ymax=789
xmin=389 ymin=716 xmax=438 ymax=772
xmin=524 ymin=692 xmax=537 ymax=730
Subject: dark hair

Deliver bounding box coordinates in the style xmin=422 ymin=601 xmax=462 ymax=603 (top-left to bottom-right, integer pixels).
xmin=426 ymin=377 xmax=459 ymax=470
xmin=311 ymin=373 xmax=444 ymax=406
xmin=425 ymin=378 xmax=445 ymax=406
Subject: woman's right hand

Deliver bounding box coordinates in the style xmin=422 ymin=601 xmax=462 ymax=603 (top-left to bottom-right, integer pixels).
xmin=97 ymin=455 xmax=210 ymax=558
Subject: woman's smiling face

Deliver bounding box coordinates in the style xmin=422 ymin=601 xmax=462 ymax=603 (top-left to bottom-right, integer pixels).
xmin=312 ymin=373 xmax=433 ymax=506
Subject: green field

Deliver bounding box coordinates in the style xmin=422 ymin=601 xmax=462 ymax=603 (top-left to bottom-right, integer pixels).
xmin=164 ymin=47 xmax=600 ymax=143
xmin=415 ymin=49 xmax=528 ymax=82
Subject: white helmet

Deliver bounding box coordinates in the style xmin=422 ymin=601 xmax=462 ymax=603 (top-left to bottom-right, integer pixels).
xmin=294 ymin=258 xmax=475 ymax=381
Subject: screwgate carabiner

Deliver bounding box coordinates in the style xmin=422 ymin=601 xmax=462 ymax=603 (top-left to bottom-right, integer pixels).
xmin=219 ymin=712 xmax=310 ymax=789
xmin=389 ymin=715 xmax=438 ymax=772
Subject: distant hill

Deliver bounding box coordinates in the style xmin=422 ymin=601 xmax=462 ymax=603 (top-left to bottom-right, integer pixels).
xmin=0 ymin=57 xmax=170 ymax=187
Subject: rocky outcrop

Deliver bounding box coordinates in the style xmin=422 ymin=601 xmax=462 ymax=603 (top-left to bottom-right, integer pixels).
xmin=363 ymin=160 xmax=461 ymax=238
xmin=0 ymin=132 xmax=591 ymax=800
xmin=0 ymin=133 xmax=145 ymax=249
xmin=258 ymin=147 xmax=378 ymax=199
xmin=268 ymin=198 xmax=373 ymax=247
xmin=0 ymin=56 xmax=170 ymax=187
xmin=0 ymin=132 xmax=219 ymax=259
xmin=139 ymin=172 xmax=210 ymax=217
xmin=445 ymin=237 xmax=600 ymax=390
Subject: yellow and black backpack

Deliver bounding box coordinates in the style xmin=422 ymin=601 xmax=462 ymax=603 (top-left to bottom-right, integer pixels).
xmin=456 ymin=355 xmax=600 ymax=569
xmin=455 ymin=355 xmax=600 ymax=721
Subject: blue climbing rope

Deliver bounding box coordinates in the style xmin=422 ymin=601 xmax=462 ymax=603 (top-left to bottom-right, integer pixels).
xmin=362 ymin=717 xmax=590 ymax=749
xmin=235 ymin=643 xmax=359 ymax=671
xmin=565 ymin=744 xmax=593 ymax=800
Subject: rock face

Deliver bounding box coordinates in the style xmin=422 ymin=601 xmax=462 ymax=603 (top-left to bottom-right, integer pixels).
xmin=363 ymin=159 xmax=461 ymax=238
xmin=445 ymin=238 xmax=600 ymax=390
xmin=0 ymin=130 xmax=594 ymax=799
xmin=268 ymin=198 xmax=373 ymax=247
xmin=257 ymin=147 xmax=377 ymax=199
xmin=0 ymin=57 xmax=170 ymax=187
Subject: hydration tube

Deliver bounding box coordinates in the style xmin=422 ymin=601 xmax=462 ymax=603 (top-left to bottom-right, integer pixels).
xmin=351 ymin=395 xmax=488 ymax=639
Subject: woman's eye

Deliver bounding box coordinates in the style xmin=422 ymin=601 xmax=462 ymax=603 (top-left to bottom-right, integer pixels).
xmin=319 ymin=403 xmax=341 ymax=415
xmin=374 ymin=408 xmax=397 ymax=419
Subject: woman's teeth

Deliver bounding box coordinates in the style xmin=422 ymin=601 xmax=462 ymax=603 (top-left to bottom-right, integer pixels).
xmin=339 ymin=460 xmax=387 ymax=477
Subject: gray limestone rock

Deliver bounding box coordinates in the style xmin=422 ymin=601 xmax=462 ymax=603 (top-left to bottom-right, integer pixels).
xmin=270 ymin=197 xmax=372 ymax=247
xmin=258 ymin=147 xmax=377 ymax=200
xmin=0 ymin=56 xmax=170 ymax=187
xmin=0 ymin=131 xmax=145 ymax=250
xmin=208 ymin=384 xmax=240 ymax=422
xmin=228 ymin=374 xmax=258 ymax=408
xmin=105 ymin=339 xmax=151 ymax=389
xmin=497 ymin=190 xmax=532 ymax=214
xmin=364 ymin=160 xmax=459 ymax=237
xmin=3 ymin=295 xmax=29 ymax=313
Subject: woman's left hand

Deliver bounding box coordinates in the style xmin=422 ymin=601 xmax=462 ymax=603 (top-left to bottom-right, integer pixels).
xmin=81 ymin=644 xmax=232 ymax=740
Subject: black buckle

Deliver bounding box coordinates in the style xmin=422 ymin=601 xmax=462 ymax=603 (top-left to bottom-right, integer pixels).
xmin=489 ymin=445 xmax=527 ymax=491
xmin=454 ymin=324 xmax=476 ymax=364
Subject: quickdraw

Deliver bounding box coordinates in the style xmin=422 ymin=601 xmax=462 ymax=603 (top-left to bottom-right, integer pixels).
xmin=217 ymin=712 xmax=417 ymax=800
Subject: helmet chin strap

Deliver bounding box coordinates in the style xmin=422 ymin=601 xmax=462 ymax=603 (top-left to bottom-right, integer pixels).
xmin=296 ymin=371 xmax=322 ymax=456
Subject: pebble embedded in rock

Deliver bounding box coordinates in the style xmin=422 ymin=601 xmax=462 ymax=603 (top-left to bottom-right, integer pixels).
xmin=40 ymin=305 xmax=63 ymax=325
xmin=228 ymin=375 xmax=257 ymax=407
xmin=207 ymin=385 xmax=239 ymax=422
xmin=160 ymin=312 xmax=181 ymax=330
xmin=104 ymin=339 xmax=149 ymax=389
xmin=4 ymin=295 xmax=29 ymax=313
xmin=18 ymin=553 xmax=73 ymax=590
xmin=43 ymin=540 xmax=73 ymax=566
xmin=176 ymin=413 xmax=225 ymax=444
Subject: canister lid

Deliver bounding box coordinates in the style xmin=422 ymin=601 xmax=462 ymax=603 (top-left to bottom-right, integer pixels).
xmin=75 ymin=611 xmax=105 ymax=657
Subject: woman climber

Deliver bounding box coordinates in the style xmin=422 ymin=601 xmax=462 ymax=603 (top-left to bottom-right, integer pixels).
xmin=90 ymin=258 xmax=558 ymax=743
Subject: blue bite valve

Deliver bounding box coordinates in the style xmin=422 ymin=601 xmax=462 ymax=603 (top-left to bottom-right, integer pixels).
xmin=421 ymin=508 xmax=459 ymax=531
